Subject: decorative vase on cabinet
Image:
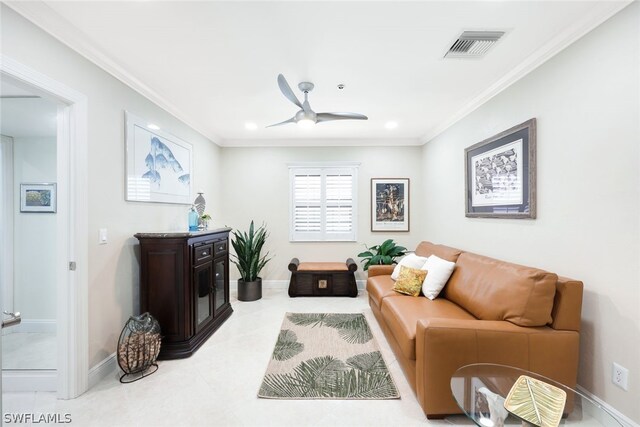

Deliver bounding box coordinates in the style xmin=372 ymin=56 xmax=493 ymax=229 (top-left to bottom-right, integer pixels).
xmin=134 ymin=228 xmax=233 ymax=359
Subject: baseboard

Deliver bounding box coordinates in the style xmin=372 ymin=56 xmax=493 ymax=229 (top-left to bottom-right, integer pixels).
xmin=2 ymin=370 xmax=56 ymax=392
xmin=261 ymin=280 xmax=366 ymax=290
xmin=88 ymin=353 xmax=118 ymax=388
xmin=576 ymin=385 xmax=638 ymax=427
xmin=261 ymin=280 xmax=289 ymax=289
xmin=2 ymin=319 xmax=56 ymax=335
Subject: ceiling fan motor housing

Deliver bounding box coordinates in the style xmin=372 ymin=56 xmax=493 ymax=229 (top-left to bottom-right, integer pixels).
xmin=298 ymin=82 xmax=314 ymax=93
xmin=295 ymin=109 xmax=317 ymax=123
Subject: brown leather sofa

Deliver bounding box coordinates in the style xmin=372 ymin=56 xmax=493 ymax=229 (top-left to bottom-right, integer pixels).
xmin=366 ymin=241 xmax=583 ymax=419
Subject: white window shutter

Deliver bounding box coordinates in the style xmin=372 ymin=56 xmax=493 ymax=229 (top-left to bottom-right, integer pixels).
xmin=292 ymin=173 xmax=322 ymax=237
xmin=325 ymin=174 xmax=353 ymax=236
xmin=289 ymin=165 xmax=357 ymax=241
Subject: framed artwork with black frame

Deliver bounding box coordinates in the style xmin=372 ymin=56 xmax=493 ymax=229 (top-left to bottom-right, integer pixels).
xmin=371 ymin=178 xmax=409 ymax=232
xmin=465 ymin=119 xmax=536 ymax=219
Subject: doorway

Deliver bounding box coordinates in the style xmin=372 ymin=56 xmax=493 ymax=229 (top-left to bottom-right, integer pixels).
xmin=0 ymin=56 xmax=88 ymax=400
xmin=1 ymin=81 xmax=59 ymax=388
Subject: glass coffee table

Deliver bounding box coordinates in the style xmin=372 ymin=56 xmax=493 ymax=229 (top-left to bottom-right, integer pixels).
xmin=451 ymin=364 xmax=622 ymax=426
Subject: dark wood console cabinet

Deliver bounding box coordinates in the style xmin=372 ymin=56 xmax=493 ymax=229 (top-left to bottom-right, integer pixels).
xmin=134 ymin=228 xmax=233 ymax=360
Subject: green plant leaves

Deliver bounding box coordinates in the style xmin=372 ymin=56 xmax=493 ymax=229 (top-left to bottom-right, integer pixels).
xmin=346 ymin=352 xmax=387 ymax=373
xmin=259 ymin=353 xmax=397 ymax=399
xmin=230 ymin=220 xmax=272 ymax=281
xmin=259 ymin=314 xmax=399 ymax=400
xmin=357 ymin=239 xmax=407 ymax=270
xmin=272 ymin=330 xmax=304 ymax=361
xmin=286 ymin=313 xmax=373 ymax=344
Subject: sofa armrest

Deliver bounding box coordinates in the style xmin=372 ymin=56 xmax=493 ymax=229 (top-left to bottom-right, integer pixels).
xmin=415 ymin=318 xmax=579 ymax=418
xmin=368 ymin=265 xmax=395 ymax=277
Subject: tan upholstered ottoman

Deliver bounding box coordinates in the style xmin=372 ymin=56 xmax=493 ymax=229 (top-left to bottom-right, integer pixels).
xmin=287 ymin=258 xmax=358 ymax=297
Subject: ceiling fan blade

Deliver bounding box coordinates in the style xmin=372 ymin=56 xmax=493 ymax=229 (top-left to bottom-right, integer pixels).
xmin=277 ymin=74 xmax=303 ymax=109
xmin=266 ymin=116 xmax=296 ymax=128
xmin=316 ymin=112 xmax=368 ymax=123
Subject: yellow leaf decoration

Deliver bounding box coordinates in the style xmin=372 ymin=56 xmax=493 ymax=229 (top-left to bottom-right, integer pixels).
xmin=503 ymin=375 xmax=567 ymax=427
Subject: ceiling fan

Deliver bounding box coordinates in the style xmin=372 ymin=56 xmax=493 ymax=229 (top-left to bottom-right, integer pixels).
xmin=267 ymin=74 xmax=368 ymax=128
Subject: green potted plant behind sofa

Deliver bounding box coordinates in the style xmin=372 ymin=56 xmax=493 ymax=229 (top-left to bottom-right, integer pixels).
xmin=230 ymin=221 xmax=271 ymax=301
xmin=357 ymin=239 xmax=407 ymax=271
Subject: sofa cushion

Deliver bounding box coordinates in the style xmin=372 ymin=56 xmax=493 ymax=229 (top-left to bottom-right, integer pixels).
xmin=380 ymin=296 xmax=476 ymax=360
xmin=443 ymin=252 xmax=557 ymax=327
xmin=391 ymin=253 xmax=429 ymax=280
xmin=366 ymin=275 xmax=401 ymax=309
xmin=415 ymin=241 xmax=462 ymax=263
xmin=421 ymin=255 xmax=456 ymax=300
xmin=393 ymin=266 xmax=427 ymax=296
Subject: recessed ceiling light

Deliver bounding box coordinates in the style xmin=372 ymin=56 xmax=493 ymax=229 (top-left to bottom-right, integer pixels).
xmin=147 ymin=124 xmax=160 ymax=130
xmin=385 ymin=121 xmax=398 ymax=130
xmin=245 ymin=122 xmax=257 ymax=130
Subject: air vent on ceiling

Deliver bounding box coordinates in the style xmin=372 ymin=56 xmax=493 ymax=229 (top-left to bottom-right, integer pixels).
xmin=444 ymin=31 xmax=505 ymax=59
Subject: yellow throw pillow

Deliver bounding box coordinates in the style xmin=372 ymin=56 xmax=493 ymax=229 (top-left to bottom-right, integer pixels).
xmin=392 ymin=266 xmax=428 ymax=297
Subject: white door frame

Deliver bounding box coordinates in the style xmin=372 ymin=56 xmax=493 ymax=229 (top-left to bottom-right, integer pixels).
xmin=0 ymin=135 xmax=14 ymax=319
xmin=1 ymin=55 xmax=89 ymax=399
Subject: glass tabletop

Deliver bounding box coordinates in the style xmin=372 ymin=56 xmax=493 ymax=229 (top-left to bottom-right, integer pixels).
xmin=450 ymin=364 xmax=622 ymax=427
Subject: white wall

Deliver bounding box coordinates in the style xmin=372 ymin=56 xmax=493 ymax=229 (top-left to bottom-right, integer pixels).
xmin=1 ymin=5 xmax=223 ymax=367
xmin=220 ymin=145 xmax=423 ymax=282
xmin=420 ymin=3 xmax=639 ymax=422
xmin=13 ymin=137 xmax=57 ymax=322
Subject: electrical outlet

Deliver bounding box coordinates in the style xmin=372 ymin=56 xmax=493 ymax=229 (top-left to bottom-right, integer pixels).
xmin=612 ymin=362 xmax=629 ymax=391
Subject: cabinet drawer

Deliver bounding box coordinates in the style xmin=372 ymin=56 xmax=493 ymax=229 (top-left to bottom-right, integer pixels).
xmin=194 ymin=244 xmax=213 ymax=264
xmin=214 ymin=240 xmax=227 ymax=255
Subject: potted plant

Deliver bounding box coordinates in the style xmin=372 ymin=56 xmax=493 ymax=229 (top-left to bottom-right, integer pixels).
xmin=357 ymin=239 xmax=407 ymax=271
xmin=230 ymin=221 xmax=271 ymax=301
xmin=200 ymin=213 xmax=212 ymax=230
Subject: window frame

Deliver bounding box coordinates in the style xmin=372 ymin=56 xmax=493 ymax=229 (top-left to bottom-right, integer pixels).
xmin=288 ymin=162 xmax=359 ymax=242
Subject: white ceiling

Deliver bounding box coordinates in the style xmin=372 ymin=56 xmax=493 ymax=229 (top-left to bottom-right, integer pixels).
xmin=0 ymin=80 xmax=58 ymax=138
xmin=7 ymin=1 xmax=630 ymax=146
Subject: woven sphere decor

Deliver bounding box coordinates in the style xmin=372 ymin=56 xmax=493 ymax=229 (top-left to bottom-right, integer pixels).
xmin=117 ymin=312 xmax=161 ymax=383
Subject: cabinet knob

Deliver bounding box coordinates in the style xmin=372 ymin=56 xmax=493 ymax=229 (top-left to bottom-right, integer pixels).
xmin=202 ymin=252 xmax=208 ymax=256
xmin=215 ymin=273 xmax=220 ymax=278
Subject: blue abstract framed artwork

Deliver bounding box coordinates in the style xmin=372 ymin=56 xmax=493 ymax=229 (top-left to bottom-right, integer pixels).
xmin=125 ymin=111 xmax=193 ymax=204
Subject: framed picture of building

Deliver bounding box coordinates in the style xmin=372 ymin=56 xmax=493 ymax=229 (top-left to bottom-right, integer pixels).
xmin=465 ymin=119 xmax=536 ymax=219
xmin=371 ymin=178 xmax=409 ymax=232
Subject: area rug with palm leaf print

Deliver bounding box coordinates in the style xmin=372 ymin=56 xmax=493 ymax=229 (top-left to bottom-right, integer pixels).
xmin=258 ymin=313 xmax=400 ymax=400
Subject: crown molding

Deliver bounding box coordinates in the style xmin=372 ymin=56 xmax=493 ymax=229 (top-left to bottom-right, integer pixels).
xmin=219 ymin=137 xmax=422 ymax=147
xmin=6 ymin=1 xmax=631 ymax=148
xmin=4 ymin=0 xmax=224 ymax=145
xmin=420 ymin=0 xmax=633 ymax=144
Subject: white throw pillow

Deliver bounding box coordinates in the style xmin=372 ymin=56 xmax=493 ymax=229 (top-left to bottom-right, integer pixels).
xmin=391 ymin=253 xmax=429 ymax=281
xmin=421 ymin=255 xmax=456 ymax=300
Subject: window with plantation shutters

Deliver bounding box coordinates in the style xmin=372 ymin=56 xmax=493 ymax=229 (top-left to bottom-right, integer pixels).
xmin=289 ymin=164 xmax=358 ymax=241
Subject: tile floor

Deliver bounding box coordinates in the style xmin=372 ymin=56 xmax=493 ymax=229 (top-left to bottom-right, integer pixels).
xmin=3 ymin=332 xmax=57 ymax=370
xmin=3 ymin=288 xmax=471 ymax=426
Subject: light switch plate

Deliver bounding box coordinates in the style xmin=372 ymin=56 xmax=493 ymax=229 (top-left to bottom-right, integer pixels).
xmin=99 ymin=228 xmax=108 ymax=244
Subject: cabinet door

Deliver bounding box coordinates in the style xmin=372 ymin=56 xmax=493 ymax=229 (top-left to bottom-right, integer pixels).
xmin=213 ymin=257 xmax=228 ymax=314
xmin=193 ymin=262 xmax=214 ymax=333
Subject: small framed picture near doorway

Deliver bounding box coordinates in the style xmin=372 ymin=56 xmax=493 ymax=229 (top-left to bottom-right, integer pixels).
xmin=20 ymin=183 xmax=57 ymax=213
xmin=371 ymin=178 xmax=409 ymax=232
xmin=465 ymin=118 xmax=536 ymax=219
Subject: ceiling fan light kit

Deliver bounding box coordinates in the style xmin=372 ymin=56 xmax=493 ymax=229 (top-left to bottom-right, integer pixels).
xmin=267 ymin=74 xmax=368 ymax=128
